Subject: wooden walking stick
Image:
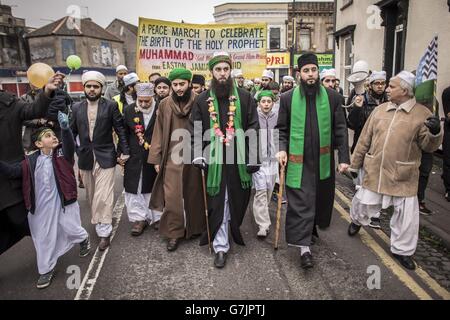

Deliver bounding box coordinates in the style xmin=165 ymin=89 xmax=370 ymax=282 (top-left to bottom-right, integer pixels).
xmin=201 ymin=168 xmax=212 ymax=254
xmin=274 ymin=165 xmax=286 ymax=250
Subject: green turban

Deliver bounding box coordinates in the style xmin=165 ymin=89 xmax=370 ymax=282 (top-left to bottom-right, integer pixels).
xmin=208 ymin=55 xmax=232 ymax=71
xmin=168 ymin=68 xmax=192 ymax=82
xmin=257 ymin=90 xmax=275 ymax=102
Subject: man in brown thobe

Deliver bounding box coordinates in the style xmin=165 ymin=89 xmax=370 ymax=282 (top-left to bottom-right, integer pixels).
xmin=148 ymin=68 xmax=205 ymax=252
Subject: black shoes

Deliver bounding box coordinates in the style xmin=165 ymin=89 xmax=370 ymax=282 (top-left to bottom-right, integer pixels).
xmin=419 ymin=202 xmax=433 ymax=216
xmin=214 ymin=251 xmax=227 ymax=269
xmin=393 ymin=253 xmax=416 ymax=270
xmin=300 ymin=252 xmax=314 ymax=269
xmin=369 ymin=217 xmax=381 ymax=229
xmin=37 ymin=269 xmax=54 ymax=289
xmin=79 ymin=236 xmax=91 ymax=257
xmin=167 ymin=238 xmax=179 ymax=252
xmin=445 ymin=192 xmax=450 ymax=202
xmin=348 ymin=222 xmax=362 ymax=236
xmin=99 ymin=236 xmax=110 ymax=251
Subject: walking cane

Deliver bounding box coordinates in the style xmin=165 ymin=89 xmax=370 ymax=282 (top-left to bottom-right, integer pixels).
xmin=201 ymin=168 xmax=212 ymax=254
xmin=274 ymin=165 xmax=286 ymax=250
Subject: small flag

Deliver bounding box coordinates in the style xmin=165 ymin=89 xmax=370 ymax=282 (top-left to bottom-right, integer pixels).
xmin=415 ymin=35 xmax=438 ymax=108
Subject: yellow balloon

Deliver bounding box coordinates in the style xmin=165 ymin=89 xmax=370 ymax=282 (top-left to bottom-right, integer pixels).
xmin=27 ymin=63 xmax=55 ymax=88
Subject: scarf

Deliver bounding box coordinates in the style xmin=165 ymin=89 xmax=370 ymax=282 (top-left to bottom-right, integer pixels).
xmin=286 ymin=85 xmax=331 ymax=189
xmin=207 ymin=85 xmax=251 ymax=196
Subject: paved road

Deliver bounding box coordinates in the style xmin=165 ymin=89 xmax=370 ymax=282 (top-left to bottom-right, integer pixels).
xmin=1 ymin=168 xmax=449 ymax=300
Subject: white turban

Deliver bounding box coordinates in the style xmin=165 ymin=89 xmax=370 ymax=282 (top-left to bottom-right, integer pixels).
xmin=369 ymin=71 xmax=387 ymax=83
xmin=396 ymin=70 xmax=416 ymax=89
xmin=123 ymin=72 xmax=140 ymax=87
xmin=116 ymin=65 xmax=128 ymax=73
xmin=135 ymin=83 xmax=154 ymax=97
xmin=283 ymin=76 xmax=295 ymax=82
xmin=233 ymin=69 xmax=244 ymax=78
xmin=82 ymin=71 xmax=106 ymax=87
xmin=320 ymin=68 xmax=336 ymax=81
xmin=262 ymin=70 xmax=274 ymax=80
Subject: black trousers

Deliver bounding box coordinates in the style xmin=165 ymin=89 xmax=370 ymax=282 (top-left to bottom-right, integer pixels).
xmin=443 ymin=123 xmax=450 ymax=193
xmin=0 ymin=202 xmax=30 ymax=256
xmin=418 ymin=152 xmax=433 ymax=203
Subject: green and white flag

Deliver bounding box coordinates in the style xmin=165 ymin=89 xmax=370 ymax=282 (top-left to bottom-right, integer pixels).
xmin=415 ymin=35 xmax=438 ymax=108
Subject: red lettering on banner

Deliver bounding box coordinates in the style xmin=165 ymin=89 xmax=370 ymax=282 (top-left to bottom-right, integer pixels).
xmin=139 ymin=49 xmax=194 ymax=61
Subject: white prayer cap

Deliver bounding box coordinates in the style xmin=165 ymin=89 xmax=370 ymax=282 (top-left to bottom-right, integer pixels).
xmin=283 ymin=75 xmax=295 ymax=82
xmin=123 ymin=72 xmax=140 ymax=87
xmin=320 ymin=68 xmax=336 ymax=81
xmin=233 ymin=69 xmax=244 ymax=78
xmin=82 ymin=71 xmax=106 ymax=87
xmin=262 ymin=69 xmax=274 ymax=80
xmin=395 ymin=70 xmax=416 ymax=89
xmin=369 ymin=71 xmax=387 ymax=83
xmin=213 ymin=51 xmax=230 ymax=57
xmin=135 ymin=83 xmax=154 ymax=97
xmin=116 ymin=65 xmax=128 ymax=73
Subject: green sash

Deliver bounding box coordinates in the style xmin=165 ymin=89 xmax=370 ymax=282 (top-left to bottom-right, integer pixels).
xmin=286 ymin=85 xmax=332 ymax=189
xmin=207 ymin=86 xmax=251 ymax=196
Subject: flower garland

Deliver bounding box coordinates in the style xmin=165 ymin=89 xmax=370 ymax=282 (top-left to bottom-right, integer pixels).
xmin=207 ymin=95 xmax=237 ymax=147
xmin=133 ymin=109 xmax=151 ymax=150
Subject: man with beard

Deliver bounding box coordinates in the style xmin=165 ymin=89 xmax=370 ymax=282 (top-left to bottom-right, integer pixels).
xmin=190 ymin=52 xmax=260 ymax=269
xmin=192 ymin=74 xmax=206 ymax=95
xmin=254 ymin=70 xmax=274 ymax=100
xmin=154 ymin=77 xmax=171 ymax=103
xmin=71 ymin=71 xmax=130 ymax=251
xmin=281 ymin=76 xmax=295 ymax=93
xmin=232 ymin=69 xmax=245 ymax=89
xmin=113 ymin=72 xmax=139 ymax=114
xmin=276 ymin=53 xmax=349 ymax=269
xmin=120 ymin=83 xmax=161 ymax=236
xmin=148 ymin=68 xmax=205 ymax=252
xmin=104 ymin=65 xmax=128 ymax=100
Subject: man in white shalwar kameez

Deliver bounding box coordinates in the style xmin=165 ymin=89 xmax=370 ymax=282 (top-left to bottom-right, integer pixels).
xmin=346 ymin=71 xmax=443 ymax=270
xmin=121 ymin=83 xmax=161 ymax=236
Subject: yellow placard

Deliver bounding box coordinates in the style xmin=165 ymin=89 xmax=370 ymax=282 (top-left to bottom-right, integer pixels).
xmin=266 ymin=52 xmax=290 ymax=69
xmin=137 ymin=18 xmax=267 ymax=81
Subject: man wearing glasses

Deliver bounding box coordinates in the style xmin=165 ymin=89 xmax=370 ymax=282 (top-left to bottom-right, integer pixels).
xmin=347 ymin=71 xmax=388 ymax=229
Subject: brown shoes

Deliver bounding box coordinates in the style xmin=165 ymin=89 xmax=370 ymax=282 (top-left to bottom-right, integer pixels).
xmin=131 ymin=221 xmax=148 ymax=237
xmin=99 ymin=236 xmax=110 ymax=251
xmin=167 ymin=238 xmax=179 ymax=252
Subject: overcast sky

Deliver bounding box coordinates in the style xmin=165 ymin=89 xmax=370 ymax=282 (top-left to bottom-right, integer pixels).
xmin=5 ymin=0 xmax=332 ymax=28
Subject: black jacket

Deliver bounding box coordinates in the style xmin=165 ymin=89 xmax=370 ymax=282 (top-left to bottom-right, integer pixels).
xmin=122 ymin=102 xmax=158 ymax=194
xmin=71 ymin=97 xmax=129 ymax=170
xmin=0 ymin=91 xmax=53 ymax=211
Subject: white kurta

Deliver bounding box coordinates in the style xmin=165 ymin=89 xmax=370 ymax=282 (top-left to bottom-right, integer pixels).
xmin=28 ymin=152 xmax=88 ymax=275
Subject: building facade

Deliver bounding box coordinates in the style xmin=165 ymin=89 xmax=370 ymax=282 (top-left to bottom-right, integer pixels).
xmin=106 ymin=19 xmax=138 ymax=70
xmin=214 ymin=2 xmax=290 ymax=82
xmin=334 ymin=0 xmax=450 ymax=110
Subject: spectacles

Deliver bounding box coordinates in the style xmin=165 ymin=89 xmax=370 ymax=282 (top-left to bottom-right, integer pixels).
xmin=372 ymin=81 xmax=386 ymax=87
xmin=324 ymin=79 xmax=336 ymax=83
xmin=85 ymin=84 xmax=100 ymax=89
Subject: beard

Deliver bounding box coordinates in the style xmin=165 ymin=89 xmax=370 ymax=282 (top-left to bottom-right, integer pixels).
xmin=211 ymin=77 xmax=234 ymax=99
xmin=300 ymin=78 xmax=320 ymax=96
xmin=171 ymin=87 xmax=192 ymax=103
xmin=85 ymin=92 xmax=102 ymax=102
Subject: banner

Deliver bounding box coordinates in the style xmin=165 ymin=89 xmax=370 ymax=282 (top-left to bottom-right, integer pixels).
xmin=137 ymin=18 xmax=267 ymax=81
xmin=266 ymin=52 xmax=290 ymax=69
xmin=294 ymin=53 xmax=334 ymax=72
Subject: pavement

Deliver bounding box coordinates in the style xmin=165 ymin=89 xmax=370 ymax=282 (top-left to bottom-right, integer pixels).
xmin=1 ymin=165 xmax=450 ymax=300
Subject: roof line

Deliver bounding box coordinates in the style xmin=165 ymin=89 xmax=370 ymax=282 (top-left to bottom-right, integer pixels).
xmin=52 ymin=17 xmax=67 ymax=34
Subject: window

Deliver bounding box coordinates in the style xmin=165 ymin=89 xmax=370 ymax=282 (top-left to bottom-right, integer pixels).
xmin=392 ymin=24 xmax=404 ymax=76
xmin=327 ymin=32 xmax=334 ymax=51
xmin=299 ymin=28 xmax=311 ymax=52
xmin=62 ymin=38 xmax=76 ymax=61
xmin=343 ymin=36 xmax=353 ymax=95
xmin=269 ymin=28 xmax=281 ymax=50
